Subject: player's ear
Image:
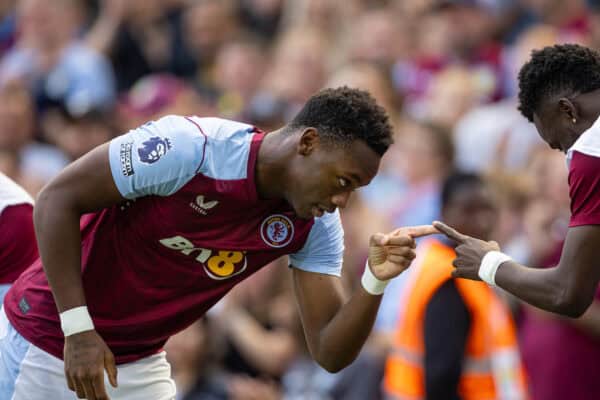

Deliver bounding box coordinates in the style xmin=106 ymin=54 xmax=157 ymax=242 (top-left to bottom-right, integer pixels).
xmin=558 ymin=97 xmax=578 ymax=122
xmin=298 ymin=128 xmax=320 ymax=156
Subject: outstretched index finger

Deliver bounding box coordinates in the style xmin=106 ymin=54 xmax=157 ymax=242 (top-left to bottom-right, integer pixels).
xmin=432 ymin=221 xmax=469 ymax=243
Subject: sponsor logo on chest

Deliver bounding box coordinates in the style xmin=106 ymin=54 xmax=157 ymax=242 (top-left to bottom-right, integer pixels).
xmin=189 ymin=195 xmax=219 ymax=215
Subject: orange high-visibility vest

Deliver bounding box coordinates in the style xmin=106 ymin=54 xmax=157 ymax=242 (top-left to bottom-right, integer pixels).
xmin=384 ymin=240 xmax=528 ymax=400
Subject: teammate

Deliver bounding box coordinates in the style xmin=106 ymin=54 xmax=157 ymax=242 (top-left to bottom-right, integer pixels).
xmin=0 ymin=172 xmax=38 ymax=302
xmin=434 ymin=44 xmax=600 ymax=318
xmin=0 ymin=87 xmax=437 ymax=400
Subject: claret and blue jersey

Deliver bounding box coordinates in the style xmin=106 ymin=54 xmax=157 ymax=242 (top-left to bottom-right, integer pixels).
xmin=4 ymin=115 xmax=344 ymax=364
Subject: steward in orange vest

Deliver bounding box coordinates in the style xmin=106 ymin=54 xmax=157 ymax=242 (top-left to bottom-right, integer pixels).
xmin=384 ymin=173 xmax=528 ymax=400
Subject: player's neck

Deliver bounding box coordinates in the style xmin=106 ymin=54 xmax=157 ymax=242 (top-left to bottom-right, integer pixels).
xmin=255 ymin=129 xmax=294 ymax=200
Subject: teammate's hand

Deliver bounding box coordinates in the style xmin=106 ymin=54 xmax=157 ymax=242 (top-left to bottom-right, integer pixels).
xmin=368 ymin=225 xmax=438 ymax=280
xmin=433 ymin=221 xmax=500 ymax=280
xmin=64 ymin=330 xmax=118 ymax=400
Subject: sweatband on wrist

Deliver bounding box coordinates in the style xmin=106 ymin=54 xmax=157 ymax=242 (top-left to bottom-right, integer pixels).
xmin=60 ymin=306 xmax=95 ymax=337
xmin=361 ymin=261 xmax=389 ymax=295
xmin=479 ymin=251 xmax=512 ymax=286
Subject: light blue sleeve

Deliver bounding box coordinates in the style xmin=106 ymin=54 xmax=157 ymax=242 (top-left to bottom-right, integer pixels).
xmin=289 ymin=210 xmax=344 ymax=277
xmin=108 ymin=115 xmax=206 ymax=199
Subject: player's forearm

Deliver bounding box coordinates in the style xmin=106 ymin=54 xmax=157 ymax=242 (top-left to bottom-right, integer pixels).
xmin=34 ymin=188 xmax=87 ymax=312
xmin=495 ymin=261 xmax=588 ymax=317
xmin=310 ymin=287 xmax=381 ymax=372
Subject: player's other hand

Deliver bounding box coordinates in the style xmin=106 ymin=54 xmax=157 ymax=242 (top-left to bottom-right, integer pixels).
xmin=368 ymin=225 xmax=438 ymax=280
xmin=64 ymin=330 xmax=118 ymax=400
xmin=433 ymin=221 xmax=500 ymax=280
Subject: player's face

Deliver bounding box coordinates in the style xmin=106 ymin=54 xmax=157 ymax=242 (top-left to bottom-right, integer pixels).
xmin=533 ymin=100 xmax=580 ymax=153
xmin=289 ymin=137 xmax=381 ymax=219
xmin=442 ymin=184 xmax=497 ymax=241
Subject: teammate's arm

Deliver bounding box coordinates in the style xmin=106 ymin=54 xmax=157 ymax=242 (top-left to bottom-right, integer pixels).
xmin=35 ymin=143 xmax=123 ymax=400
xmin=292 ymin=226 xmax=437 ymax=372
xmin=433 ymin=221 xmax=600 ymax=318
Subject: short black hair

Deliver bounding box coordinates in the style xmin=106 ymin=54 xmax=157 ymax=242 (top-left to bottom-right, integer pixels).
xmin=441 ymin=171 xmax=483 ymax=208
xmin=518 ymin=44 xmax=600 ymax=122
xmin=287 ymin=86 xmax=394 ymax=156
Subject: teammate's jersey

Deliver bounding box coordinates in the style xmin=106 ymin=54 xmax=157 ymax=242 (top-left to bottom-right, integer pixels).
xmin=0 ymin=173 xmax=37 ymax=285
xmin=4 ymin=116 xmax=344 ymax=364
xmin=566 ymin=116 xmax=600 ymax=227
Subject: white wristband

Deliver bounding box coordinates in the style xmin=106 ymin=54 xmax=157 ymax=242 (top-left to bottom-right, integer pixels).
xmin=361 ymin=261 xmax=389 ymax=295
xmin=60 ymin=306 xmax=95 ymax=337
xmin=479 ymin=251 xmax=512 ymax=286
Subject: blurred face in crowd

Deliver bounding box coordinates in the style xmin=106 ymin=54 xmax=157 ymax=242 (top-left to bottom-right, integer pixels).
xmin=442 ymin=181 xmax=498 ymax=241
xmin=17 ymin=0 xmax=83 ymax=47
xmin=349 ymin=10 xmax=404 ymax=66
xmin=0 ymin=82 xmax=35 ymax=151
xmin=124 ymin=0 xmax=165 ymax=24
xmin=426 ymin=66 xmax=483 ymax=129
xmin=326 ymin=63 xmax=399 ymax=118
xmin=55 ymin=116 xmax=115 ymax=160
xmin=527 ymin=148 xmax=570 ymax=208
xmin=265 ymin=28 xmax=327 ymax=103
xmin=183 ymin=0 xmax=237 ymax=58
xmin=287 ymin=132 xmax=381 ymax=219
xmin=215 ymin=41 xmax=266 ymax=100
xmin=396 ymin=121 xmax=452 ymax=184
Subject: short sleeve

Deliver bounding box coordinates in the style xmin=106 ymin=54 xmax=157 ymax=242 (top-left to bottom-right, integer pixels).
xmin=108 ymin=115 xmax=207 ymax=199
xmin=289 ymin=210 xmax=344 ymax=277
xmin=568 ymin=151 xmax=600 ymax=227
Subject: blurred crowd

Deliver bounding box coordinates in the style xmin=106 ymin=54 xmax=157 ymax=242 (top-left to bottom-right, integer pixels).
xmin=2 ymin=0 xmax=600 ymax=398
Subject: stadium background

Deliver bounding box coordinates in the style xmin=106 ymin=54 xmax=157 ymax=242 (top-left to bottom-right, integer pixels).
xmin=1 ymin=0 xmax=599 ymax=398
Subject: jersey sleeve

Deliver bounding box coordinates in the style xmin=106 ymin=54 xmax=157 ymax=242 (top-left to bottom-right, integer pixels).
xmin=289 ymin=210 xmax=344 ymax=276
xmin=568 ymin=151 xmax=600 ymax=227
xmin=108 ymin=115 xmax=207 ymax=199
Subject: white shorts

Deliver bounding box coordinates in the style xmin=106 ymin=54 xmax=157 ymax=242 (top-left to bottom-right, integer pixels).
xmin=0 ymin=307 xmax=176 ymax=400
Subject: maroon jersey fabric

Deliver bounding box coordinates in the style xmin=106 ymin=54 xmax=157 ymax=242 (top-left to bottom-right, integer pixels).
xmin=0 ymin=203 xmax=38 ymax=284
xmin=4 ymin=127 xmax=317 ymax=364
xmin=568 ymin=151 xmax=600 ymax=227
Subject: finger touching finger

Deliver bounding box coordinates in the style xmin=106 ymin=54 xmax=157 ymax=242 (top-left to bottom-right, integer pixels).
xmin=408 ymin=224 xmax=439 ymax=238
xmin=432 ymin=221 xmax=469 ymax=243
xmin=397 ymin=225 xmax=439 ymax=238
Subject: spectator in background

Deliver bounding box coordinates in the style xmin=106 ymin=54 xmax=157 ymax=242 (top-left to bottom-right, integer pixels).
xmin=117 ymin=73 xmax=214 ymax=131
xmin=260 ymin=26 xmax=329 ymax=116
xmin=0 ymin=80 xmax=68 ymax=194
xmin=165 ymin=318 xmax=229 ymax=400
xmin=87 ymin=0 xmax=183 ymax=92
xmin=44 ymin=106 xmax=117 ymax=162
xmin=179 ymin=0 xmax=239 ymax=90
xmin=0 ymin=0 xmax=16 ymax=56
xmin=214 ymin=37 xmax=268 ymax=119
xmin=346 ymin=8 xmax=408 ymax=70
xmin=384 ymin=172 xmax=528 ymax=400
xmin=422 ymin=65 xmax=487 ymax=130
xmin=237 ymin=0 xmax=284 ymax=40
xmin=0 ymin=0 xmax=116 ymax=115
xmin=453 ymin=24 xmax=557 ymax=174
xmin=390 ymin=120 xmax=454 ymax=227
